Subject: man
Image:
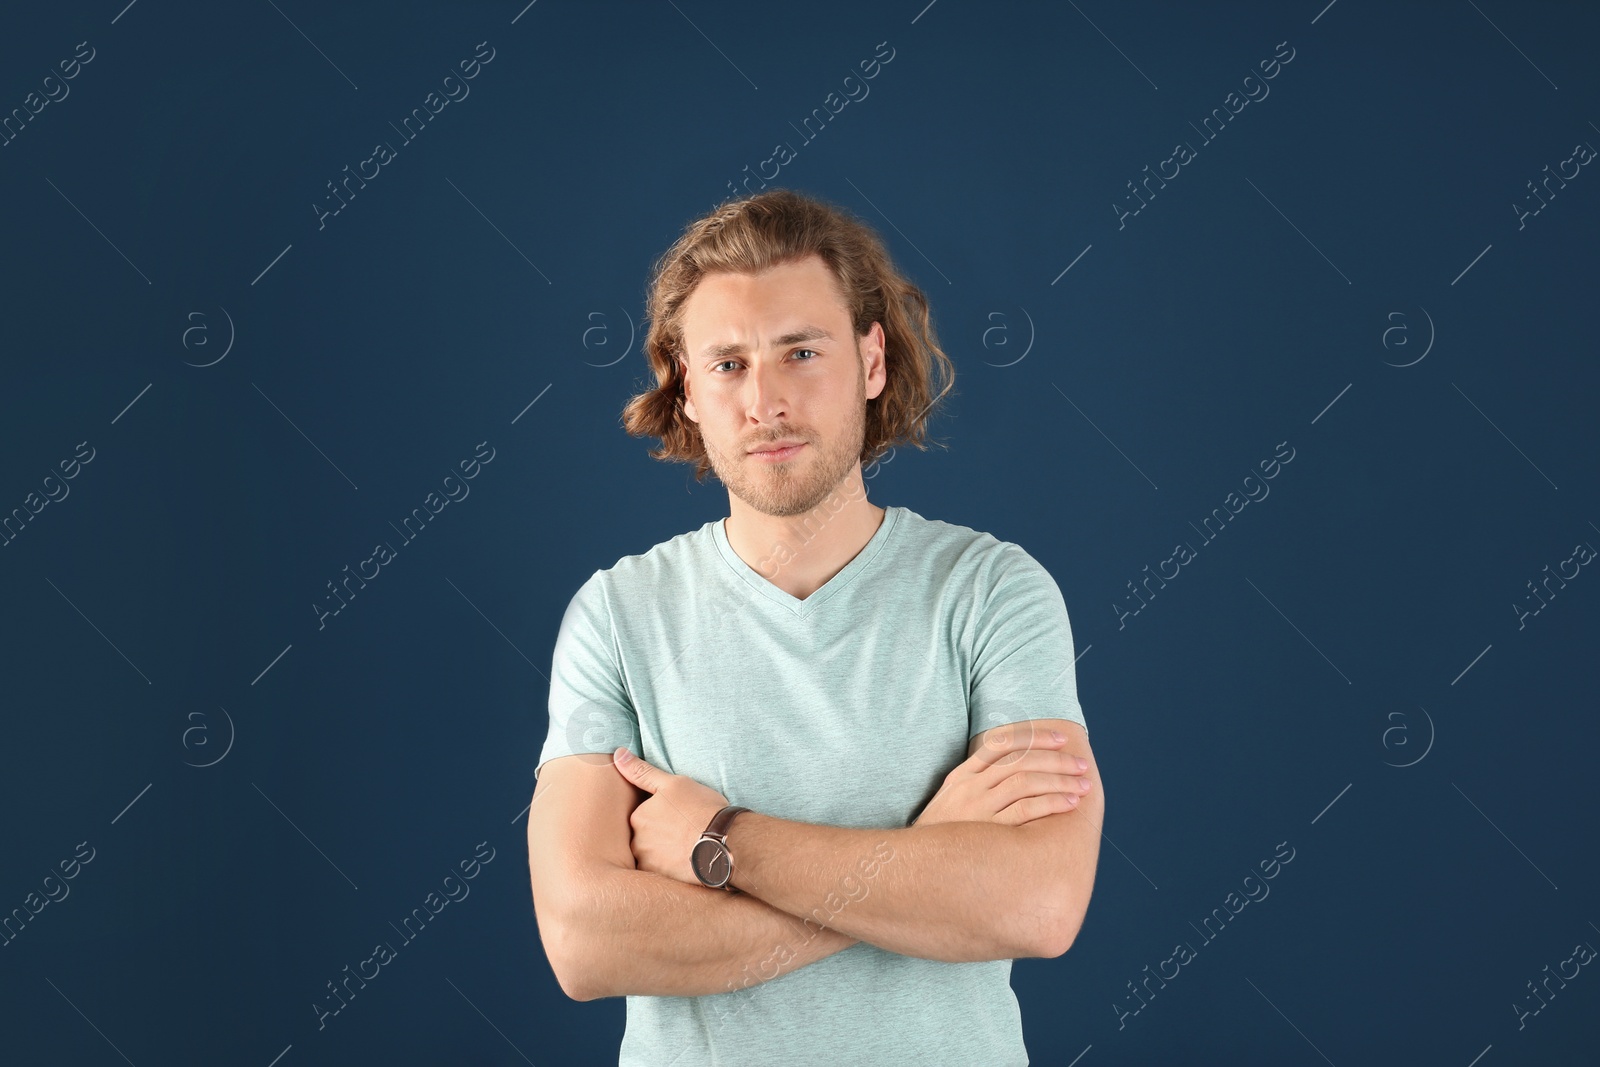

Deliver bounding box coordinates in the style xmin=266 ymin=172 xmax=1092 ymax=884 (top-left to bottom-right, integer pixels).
xmin=527 ymin=188 xmax=1103 ymax=1066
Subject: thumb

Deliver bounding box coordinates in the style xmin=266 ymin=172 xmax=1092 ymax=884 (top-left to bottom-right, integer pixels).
xmin=613 ymin=746 xmax=655 ymax=788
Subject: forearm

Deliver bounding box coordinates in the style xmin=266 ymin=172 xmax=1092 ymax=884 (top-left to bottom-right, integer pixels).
xmin=559 ymin=865 xmax=858 ymax=1000
xmin=726 ymin=816 xmax=1042 ymax=963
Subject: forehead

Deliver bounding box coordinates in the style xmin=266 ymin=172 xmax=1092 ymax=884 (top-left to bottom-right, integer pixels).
xmin=679 ymin=255 xmax=851 ymax=343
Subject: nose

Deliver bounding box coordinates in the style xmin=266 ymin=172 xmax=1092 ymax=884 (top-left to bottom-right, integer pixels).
xmin=743 ymin=357 xmax=789 ymax=422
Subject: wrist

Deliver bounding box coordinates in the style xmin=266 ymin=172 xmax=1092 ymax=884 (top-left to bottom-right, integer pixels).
xmin=693 ymin=804 xmax=753 ymax=891
xmin=724 ymin=809 xmax=759 ymax=893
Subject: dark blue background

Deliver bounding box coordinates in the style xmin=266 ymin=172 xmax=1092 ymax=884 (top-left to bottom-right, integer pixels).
xmin=2 ymin=1 xmax=1595 ymax=1063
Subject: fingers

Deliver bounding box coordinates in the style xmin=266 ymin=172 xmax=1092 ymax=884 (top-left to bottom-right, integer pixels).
xmin=996 ymin=791 xmax=1080 ymax=825
xmin=969 ymin=726 xmax=1091 ymax=776
xmin=993 ymin=769 xmax=1092 ymax=807
xmin=983 ymin=767 xmax=1094 ymax=826
xmin=613 ymin=750 xmax=703 ymax=831
xmin=613 ymin=747 xmax=645 ymax=779
xmin=969 ymin=722 xmax=1067 ymax=769
xmin=973 ymin=748 xmax=1090 ymax=782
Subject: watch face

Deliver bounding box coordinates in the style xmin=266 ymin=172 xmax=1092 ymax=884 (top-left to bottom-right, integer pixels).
xmin=692 ymin=839 xmax=732 ymax=886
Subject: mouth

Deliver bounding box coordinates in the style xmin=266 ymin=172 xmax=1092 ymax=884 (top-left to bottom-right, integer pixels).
xmin=748 ymin=442 xmax=806 ymax=462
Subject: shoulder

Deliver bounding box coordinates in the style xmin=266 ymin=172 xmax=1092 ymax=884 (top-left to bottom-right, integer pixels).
xmin=895 ymin=507 xmax=1056 ymax=598
xmin=572 ymin=520 xmax=715 ymax=605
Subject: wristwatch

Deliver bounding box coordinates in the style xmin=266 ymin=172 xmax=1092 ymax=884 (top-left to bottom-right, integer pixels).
xmin=691 ymin=805 xmax=750 ymax=891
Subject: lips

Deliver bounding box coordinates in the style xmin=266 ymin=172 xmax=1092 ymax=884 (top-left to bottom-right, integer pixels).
xmin=749 ymin=442 xmax=805 ymax=461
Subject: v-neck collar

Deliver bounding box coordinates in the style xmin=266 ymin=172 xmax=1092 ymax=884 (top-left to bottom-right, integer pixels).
xmin=710 ymin=505 xmax=901 ymax=618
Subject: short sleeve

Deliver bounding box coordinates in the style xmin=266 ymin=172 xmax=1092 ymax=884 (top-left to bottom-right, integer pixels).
xmin=535 ymin=570 xmax=641 ymax=780
xmin=967 ymin=544 xmax=1089 ymax=741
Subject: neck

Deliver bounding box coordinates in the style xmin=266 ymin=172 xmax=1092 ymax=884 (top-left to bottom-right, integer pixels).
xmin=724 ymin=474 xmax=885 ymax=601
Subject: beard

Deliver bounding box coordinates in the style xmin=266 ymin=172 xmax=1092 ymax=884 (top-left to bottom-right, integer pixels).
xmin=700 ymin=362 xmax=867 ymax=519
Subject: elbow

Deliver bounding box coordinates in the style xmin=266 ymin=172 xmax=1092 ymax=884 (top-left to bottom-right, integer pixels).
xmin=1039 ymin=916 xmax=1083 ymax=959
xmin=535 ymin=865 xmax=635 ymax=1002
xmin=551 ymin=943 xmax=598 ymax=1002
xmin=1045 ymin=884 xmax=1094 ymax=957
xmin=562 ymin=976 xmax=600 ymax=1003
xmin=1013 ymin=890 xmax=1088 ymax=959
xmin=540 ymin=904 xmax=604 ymax=1002
xmin=549 ymin=935 xmax=604 ymax=1002
xmin=554 ymin=966 xmax=593 ymax=1002
xmin=1016 ymin=914 xmax=1081 ymax=959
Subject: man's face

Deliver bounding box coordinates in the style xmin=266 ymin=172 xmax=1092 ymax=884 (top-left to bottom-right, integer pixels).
xmin=678 ymin=254 xmax=886 ymax=518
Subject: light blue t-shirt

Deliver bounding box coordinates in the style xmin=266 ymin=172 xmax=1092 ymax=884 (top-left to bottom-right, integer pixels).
xmin=537 ymin=504 xmax=1088 ymax=1067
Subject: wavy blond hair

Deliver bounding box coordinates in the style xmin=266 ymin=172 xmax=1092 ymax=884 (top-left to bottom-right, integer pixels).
xmin=621 ymin=188 xmax=957 ymax=482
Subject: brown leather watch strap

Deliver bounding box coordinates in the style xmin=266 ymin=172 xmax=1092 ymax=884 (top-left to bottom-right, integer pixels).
xmin=705 ymin=804 xmax=750 ymax=839
xmin=700 ymin=805 xmax=750 ymax=892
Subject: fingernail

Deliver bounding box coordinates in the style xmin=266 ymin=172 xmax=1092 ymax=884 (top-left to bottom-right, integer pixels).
xmin=1051 ymin=731 xmax=1065 ymax=743
xmin=615 ymin=748 xmax=632 ymax=764
xmin=1077 ymin=758 xmax=1088 ymax=770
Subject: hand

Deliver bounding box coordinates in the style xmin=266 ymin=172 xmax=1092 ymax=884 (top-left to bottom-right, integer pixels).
xmin=611 ymin=747 xmax=731 ymax=885
xmin=912 ymin=726 xmax=1092 ymax=827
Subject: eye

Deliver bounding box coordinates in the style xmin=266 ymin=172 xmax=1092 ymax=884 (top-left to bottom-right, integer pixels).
xmin=711 ymin=349 xmax=819 ymax=374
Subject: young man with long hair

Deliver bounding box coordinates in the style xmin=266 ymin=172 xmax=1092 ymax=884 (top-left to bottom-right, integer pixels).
xmin=528 ymin=188 xmax=1103 ymax=1066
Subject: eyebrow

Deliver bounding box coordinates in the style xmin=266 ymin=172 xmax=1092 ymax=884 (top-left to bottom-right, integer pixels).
xmin=699 ymin=325 xmax=834 ymax=362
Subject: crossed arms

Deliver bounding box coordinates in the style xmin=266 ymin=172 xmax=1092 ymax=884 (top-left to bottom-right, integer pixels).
xmin=527 ymin=717 xmax=1102 ymax=1002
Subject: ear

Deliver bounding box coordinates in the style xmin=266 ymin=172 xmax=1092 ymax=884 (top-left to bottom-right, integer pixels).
xmin=679 ymin=356 xmax=699 ymax=423
xmin=861 ymin=322 xmax=887 ymax=402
